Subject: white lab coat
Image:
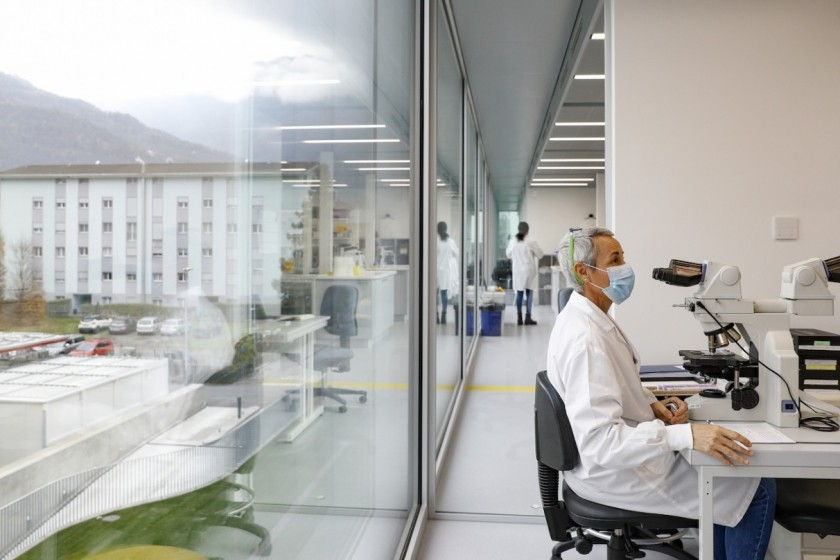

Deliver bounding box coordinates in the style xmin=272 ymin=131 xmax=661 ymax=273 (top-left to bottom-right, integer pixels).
xmin=506 ymin=237 xmax=543 ymax=292
xmin=546 ymin=292 xmax=759 ymax=527
xmin=437 ymin=236 xmax=459 ymax=295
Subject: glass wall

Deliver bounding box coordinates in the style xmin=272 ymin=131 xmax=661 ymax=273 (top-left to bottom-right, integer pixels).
xmin=0 ymin=1 xmax=415 ymax=559
xmin=434 ymin=5 xmax=464 ymax=447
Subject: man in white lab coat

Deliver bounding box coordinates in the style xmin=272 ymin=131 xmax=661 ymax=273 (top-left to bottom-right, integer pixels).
xmin=546 ymin=227 xmax=776 ymax=560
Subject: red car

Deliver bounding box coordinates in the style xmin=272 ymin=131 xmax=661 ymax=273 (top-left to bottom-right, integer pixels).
xmin=69 ymin=338 xmax=115 ymax=357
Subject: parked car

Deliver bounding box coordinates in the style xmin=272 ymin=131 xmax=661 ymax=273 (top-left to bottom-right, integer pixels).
xmin=78 ymin=315 xmax=112 ymax=333
xmin=136 ymin=316 xmax=162 ymax=335
xmin=109 ymin=316 xmax=136 ymax=334
xmin=69 ymin=338 xmax=115 ymax=357
xmin=39 ymin=334 xmax=86 ymax=356
xmin=160 ymin=318 xmax=186 ymax=336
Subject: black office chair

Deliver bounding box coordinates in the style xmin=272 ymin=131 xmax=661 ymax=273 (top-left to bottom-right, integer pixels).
xmin=774 ymin=478 xmax=840 ymax=559
xmin=557 ymin=287 xmax=574 ymax=315
xmin=283 ymin=285 xmax=368 ymax=413
xmin=535 ymin=370 xmax=698 ymax=559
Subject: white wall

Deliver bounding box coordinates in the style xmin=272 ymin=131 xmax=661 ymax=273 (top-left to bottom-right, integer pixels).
xmin=609 ymin=0 xmax=840 ymax=363
xmin=523 ymin=186 xmax=597 ymax=257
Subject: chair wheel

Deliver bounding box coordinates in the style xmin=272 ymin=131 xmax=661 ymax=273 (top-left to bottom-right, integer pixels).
xmin=339 ymin=405 xmax=347 ymax=413
xmin=359 ymin=395 xmax=367 ymax=403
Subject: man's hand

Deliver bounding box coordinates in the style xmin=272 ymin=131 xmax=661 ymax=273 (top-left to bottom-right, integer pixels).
xmin=651 ymin=397 xmax=689 ymax=425
xmin=691 ymin=423 xmax=753 ymax=466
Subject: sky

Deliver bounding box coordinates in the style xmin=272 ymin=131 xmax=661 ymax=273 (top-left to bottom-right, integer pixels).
xmin=0 ymin=0 xmax=338 ymax=112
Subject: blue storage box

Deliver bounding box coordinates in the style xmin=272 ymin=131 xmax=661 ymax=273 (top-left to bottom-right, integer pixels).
xmin=480 ymin=305 xmax=504 ymax=336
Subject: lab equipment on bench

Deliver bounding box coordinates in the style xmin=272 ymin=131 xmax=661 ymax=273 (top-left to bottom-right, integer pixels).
xmin=652 ymin=256 xmax=839 ymax=427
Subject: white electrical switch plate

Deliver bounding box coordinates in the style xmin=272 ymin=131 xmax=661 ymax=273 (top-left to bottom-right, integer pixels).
xmin=773 ymin=216 xmax=798 ymax=240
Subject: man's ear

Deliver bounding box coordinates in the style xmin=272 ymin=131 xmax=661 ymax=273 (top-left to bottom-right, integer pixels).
xmin=574 ymin=262 xmax=588 ymax=283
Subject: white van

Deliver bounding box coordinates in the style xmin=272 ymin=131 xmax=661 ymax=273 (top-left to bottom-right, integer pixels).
xmin=136 ymin=316 xmax=161 ymax=335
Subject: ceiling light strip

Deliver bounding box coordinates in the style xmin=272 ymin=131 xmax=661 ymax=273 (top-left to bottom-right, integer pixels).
xmin=280 ymin=124 xmax=385 ymax=130
xmin=548 ymin=137 xmax=605 ymax=142
xmin=303 ymin=139 xmax=400 ymax=144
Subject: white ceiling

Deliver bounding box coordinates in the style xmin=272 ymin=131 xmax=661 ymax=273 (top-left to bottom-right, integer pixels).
xmin=448 ymin=0 xmax=604 ymax=211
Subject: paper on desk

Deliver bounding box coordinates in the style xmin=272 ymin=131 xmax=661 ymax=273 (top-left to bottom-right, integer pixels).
xmin=716 ymin=422 xmax=795 ymax=444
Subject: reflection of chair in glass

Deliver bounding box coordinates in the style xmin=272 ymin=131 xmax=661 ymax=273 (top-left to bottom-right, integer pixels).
xmin=287 ymin=285 xmax=368 ymax=413
xmin=534 ymin=370 xmax=697 ymax=559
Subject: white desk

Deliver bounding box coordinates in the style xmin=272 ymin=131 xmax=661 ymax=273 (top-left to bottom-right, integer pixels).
xmin=680 ymin=421 xmax=840 ymax=560
xmin=260 ymin=316 xmax=328 ymax=442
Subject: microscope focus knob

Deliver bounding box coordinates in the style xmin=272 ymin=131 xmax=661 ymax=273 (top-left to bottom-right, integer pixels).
xmin=795 ymin=265 xmax=817 ymax=286
xmin=719 ymin=266 xmax=741 ymax=286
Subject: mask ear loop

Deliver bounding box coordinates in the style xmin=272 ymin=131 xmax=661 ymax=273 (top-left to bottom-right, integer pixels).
xmin=569 ymin=228 xmax=584 ymax=284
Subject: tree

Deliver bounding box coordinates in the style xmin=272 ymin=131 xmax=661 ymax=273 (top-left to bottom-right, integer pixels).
xmin=8 ymin=238 xmax=39 ymax=301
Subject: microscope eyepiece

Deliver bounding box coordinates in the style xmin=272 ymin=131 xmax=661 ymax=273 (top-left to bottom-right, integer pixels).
xmin=652 ymin=259 xmax=704 ymax=286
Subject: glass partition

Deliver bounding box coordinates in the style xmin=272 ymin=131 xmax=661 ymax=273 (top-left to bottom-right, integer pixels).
xmin=434 ymin=5 xmax=464 ymax=449
xmin=0 ymin=1 xmax=415 ymax=558
xmin=464 ymin=114 xmax=478 ymax=358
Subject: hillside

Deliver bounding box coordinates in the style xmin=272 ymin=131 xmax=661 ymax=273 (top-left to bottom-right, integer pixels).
xmin=0 ymin=73 xmax=231 ymax=171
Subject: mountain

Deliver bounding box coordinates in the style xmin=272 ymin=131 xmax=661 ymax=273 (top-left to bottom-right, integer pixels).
xmin=0 ymin=73 xmax=232 ymax=171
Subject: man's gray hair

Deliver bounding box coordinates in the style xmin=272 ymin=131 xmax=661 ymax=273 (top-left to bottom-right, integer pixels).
xmin=557 ymin=227 xmax=614 ymax=293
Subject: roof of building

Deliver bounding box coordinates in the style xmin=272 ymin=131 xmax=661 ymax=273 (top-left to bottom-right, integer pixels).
xmin=0 ymin=161 xmax=316 ymax=178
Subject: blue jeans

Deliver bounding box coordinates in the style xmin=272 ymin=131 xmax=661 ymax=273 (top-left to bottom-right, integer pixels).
xmin=515 ymin=289 xmax=533 ymax=315
xmin=713 ymin=478 xmax=776 ymax=560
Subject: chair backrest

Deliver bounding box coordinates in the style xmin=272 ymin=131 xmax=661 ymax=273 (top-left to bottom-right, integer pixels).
xmin=320 ymin=285 xmax=358 ymax=340
xmin=557 ymin=287 xmax=574 ymax=315
xmin=534 ymin=370 xmax=579 ymax=472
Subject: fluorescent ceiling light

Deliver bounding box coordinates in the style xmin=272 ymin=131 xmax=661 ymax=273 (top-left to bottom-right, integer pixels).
xmin=532 ymin=178 xmax=594 ymax=182
xmin=531 ymin=182 xmax=589 ymax=187
xmin=554 ymin=122 xmax=604 ymax=127
xmin=280 ymin=124 xmax=385 ymax=130
xmin=281 ymin=168 xmax=306 ymax=172
xmin=591 ymin=32 xmax=605 ymax=40
xmin=291 ymin=183 xmax=347 ymax=188
xmin=378 ymin=178 xmax=411 ymax=183
xmin=540 ymin=158 xmax=604 ymax=163
xmin=537 ymin=166 xmax=605 ymax=170
xmin=549 ymin=137 xmax=605 ymax=142
xmin=304 ymin=139 xmax=400 ymax=144
xmin=574 ymin=74 xmax=605 ymax=80
xmin=254 ymin=79 xmax=340 ymax=86
xmin=345 ymin=160 xmax=410 ymax=164
xmin=357 ymin=167 xmax=410 ymax=171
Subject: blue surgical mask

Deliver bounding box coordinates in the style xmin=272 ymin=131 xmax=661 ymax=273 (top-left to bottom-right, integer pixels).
xmin=587 ymin=263 xmax=635 ymax=304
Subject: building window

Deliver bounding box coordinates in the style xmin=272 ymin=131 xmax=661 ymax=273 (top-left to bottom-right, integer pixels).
xmin=203 ymin=199 xmax=213 ymax=208
xmin=202 ymin=223 xmax=213 ymax=234
xmin=127 ymin=222 xmax=137 ymax=241
xmin=34 ymin=246 xmax=43 ymax=257
xmin=56 ymin=200 xmax=66 ymax=208
xmin=178 ymin=199 xmax=189 ymax=208
xmin=56 ymin=247 xmax=65 ymax=257
xmin=178 ymin=271 xmax=189 ymax=282
xmin=33 ymin=225 xmax=43 ymax=233
xmin=79 ymin=247 xmax=89 ymax=256
xmin=33 ymin=199 xmax=44 ymax=208
xmin=227 ymin=223 xmax=237 ymax=233
xmin=79 ymin=224 xmax=89 ymax=233
xmin=152 ymin=273 xmax=163 ymax=282
xmin=103 ymin=247 xmax=112 ymax=257
xmin=202 ymin=248 xmax=213 ymax=257
xmin=152 ymin=299 xmax=163 ymax=306
xmin=252 ymin=224 xmax=263 ymax=233
xmin=177 ymin=248 xmax=188 ymax=257
xmin=79 ymin=200 xmax=89 ymax=208
xmin=103 ymin=199 xmax=113 ymax=208
xmin=126 ymin=273 xmax=137 ymax=281
xmin=103 ymin=222 xmax=113 ymax=233
xmin=102 ymin=297 xmax=112 ymax=305
xmin=177 ymin=222 xmax=188 ymax=233
xmin=103 ymin=272 xmax=112 ymax=281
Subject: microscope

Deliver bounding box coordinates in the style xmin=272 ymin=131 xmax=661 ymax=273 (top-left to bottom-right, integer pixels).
xmin=652 ymin=257 xmax=840 ymax=427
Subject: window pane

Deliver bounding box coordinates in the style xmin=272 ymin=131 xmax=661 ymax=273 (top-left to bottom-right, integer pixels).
xmin=0 ymin=1 xmax=415 ymax=558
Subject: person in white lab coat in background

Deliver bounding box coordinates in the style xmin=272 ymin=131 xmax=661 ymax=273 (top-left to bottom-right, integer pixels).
xmin=506 ymin=221 xmax=543 ymax=325
xmin=437 ymin=221 xmax=459 ymax=325
xmin=547 ymin=227 xmax=776 ymax=560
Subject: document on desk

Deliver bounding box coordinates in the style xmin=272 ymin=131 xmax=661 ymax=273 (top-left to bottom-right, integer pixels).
xmin=716 ymin=422 xmax=795 ymax=444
